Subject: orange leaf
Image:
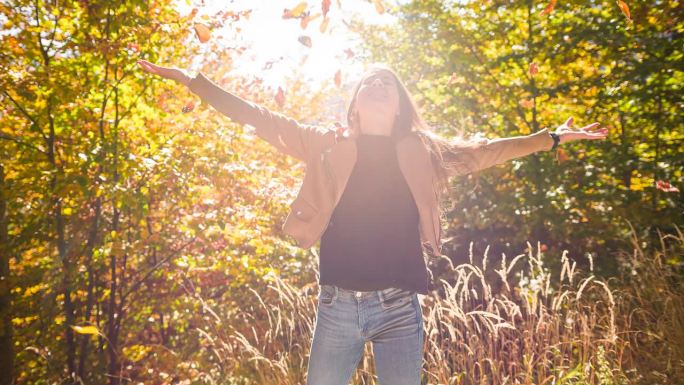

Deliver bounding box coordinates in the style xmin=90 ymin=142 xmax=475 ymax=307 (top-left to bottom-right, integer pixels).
xmin=617 ymin=0 xmax=631 ymax=20
xmin=334 ymin=69 xmax=342 ymax=87
xmin=190 ymin=8 xmax=198 ymax=18
xmin=319 ymin=17 xmax=330 ymax=33
xmin=322 ymin=0 xmax=331 ymax=18
xmin=193 ymin=23 xmax=211 ymax=43
xmin=275 ymin=87 xmax=285 ymax=108
xmin=298 ymin=35 xmax=312 ymax=48
xmin=656 ymin=180 xmax=679 ymax=193
xmin=519 ymin=98 xmax=534 ymax=109
xmin=372 ymin=0 xmax=385 ymax=14
xmin=540 ymin=0 xmax=556 ymax=16
xmin=300 ymin=12 xmax=320 ymax=29
xmin=556 ymin=148 xmax=569 ymax=163
xmin=529 ymin=62 xmax=539 ymax=76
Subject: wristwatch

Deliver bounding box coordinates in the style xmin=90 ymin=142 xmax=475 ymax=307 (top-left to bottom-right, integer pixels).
xmin=549 ymin=132 xmax=560 ymax=151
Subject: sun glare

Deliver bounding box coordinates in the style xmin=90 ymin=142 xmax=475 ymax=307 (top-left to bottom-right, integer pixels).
xmin=175 ymin=0 xmax=398 ymax=92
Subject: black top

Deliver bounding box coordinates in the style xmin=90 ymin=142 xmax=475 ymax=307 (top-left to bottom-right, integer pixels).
xmin=318 ymin=133 xmax=430 ymax=294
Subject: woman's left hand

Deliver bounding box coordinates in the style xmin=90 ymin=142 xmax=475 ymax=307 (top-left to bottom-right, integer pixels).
xmin=554 ymin=117 xmax=609 ymax=144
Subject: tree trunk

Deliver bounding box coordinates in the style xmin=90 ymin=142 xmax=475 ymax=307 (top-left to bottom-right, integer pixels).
xmin=0 ymin=165 xmax=14 ymax=385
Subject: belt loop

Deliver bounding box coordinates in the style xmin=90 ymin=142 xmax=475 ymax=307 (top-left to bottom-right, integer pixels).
xmin=376 ymin=288 xmax=383 ymax=303
xmin=334 ymin=285 xmax=338 ymax=299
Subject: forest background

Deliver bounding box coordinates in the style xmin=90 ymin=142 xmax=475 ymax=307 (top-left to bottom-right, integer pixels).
xmin=0 ymin=0 xmax=682 ymax=384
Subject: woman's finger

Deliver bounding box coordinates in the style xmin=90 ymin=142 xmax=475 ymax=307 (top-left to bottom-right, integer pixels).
xmin=580 ymin=122 xmax=601 ymax=131
xmin=565 ymin=116 xmax=574 ymax=127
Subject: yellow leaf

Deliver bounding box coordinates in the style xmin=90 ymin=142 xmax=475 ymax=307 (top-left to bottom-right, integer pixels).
xmin=291 ymin=2 xmax=308 ymax=18
xmin=71 ymin=325 xmax=100 ymax=335
xmin=319 ymin=17 xmax=330 ymax=33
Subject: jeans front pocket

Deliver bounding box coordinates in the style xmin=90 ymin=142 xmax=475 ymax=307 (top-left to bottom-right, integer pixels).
xmin=379 ymin=287 xmax=413 ymax=310
xmin=318 ymin=284 xmax=337 ymax=306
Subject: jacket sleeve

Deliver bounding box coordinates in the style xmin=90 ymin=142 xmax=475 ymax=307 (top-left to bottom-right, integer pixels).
xmin=188 ymin=72 xmax=326 ymax=162
xmin=444 ymin=127 xmax=555 ymax=177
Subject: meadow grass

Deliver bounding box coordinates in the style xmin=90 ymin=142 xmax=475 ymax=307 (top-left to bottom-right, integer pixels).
xmin=193 ymin=224 xmax=683 ymax=385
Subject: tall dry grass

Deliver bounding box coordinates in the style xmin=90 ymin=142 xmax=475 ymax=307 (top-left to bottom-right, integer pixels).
xmin=188 ymin=224 xmax=683 ymax=385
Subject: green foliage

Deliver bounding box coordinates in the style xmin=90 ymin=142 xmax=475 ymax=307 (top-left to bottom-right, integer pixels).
xmin=356 ymin=0 xmax=683 ymax=276
xmin=0 ymin=0 xmax=682 ymax=384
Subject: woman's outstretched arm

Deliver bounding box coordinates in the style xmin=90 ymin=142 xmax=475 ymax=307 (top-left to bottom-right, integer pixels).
xmin=444 ymin=117 xmax=608 ymax=177
xmin=137 ymin=59 xmax=328 ymax=162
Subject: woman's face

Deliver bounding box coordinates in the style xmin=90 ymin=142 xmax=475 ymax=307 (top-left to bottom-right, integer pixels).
xmin=353 ymin=69 xmax=401 ymax=124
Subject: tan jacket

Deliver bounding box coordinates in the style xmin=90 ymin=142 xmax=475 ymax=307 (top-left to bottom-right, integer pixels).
xmin=189 ymin=73 xmax=555 ymax=256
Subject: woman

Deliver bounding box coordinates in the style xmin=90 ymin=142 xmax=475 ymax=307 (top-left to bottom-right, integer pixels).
xmin=137 ymin=59 xmax=607 ymax=384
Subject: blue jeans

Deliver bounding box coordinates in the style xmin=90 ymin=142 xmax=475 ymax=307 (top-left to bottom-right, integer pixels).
xmin=306 ymin=284 xmax=424 ymax=385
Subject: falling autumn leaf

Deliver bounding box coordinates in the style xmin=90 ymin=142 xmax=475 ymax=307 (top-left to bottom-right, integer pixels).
xmin=540 ymin=0 xmax=556 ymax=16
xmin=555 ymin=148 xmax=569 ymax=163
xmin=291 ymin=2 xmax=309 ymax=17
xmin=275 ymin=86 xmax=285 ymax=108
xmin=334 ymin=69 xmax=342 ymax=87
xmin=322 ymin=0 xmax=331 ymax=18
xmin=344 ymin=48 xmax=354 ymax=59
xmin=190 ymin=8 xmax=198 ymax=18
xmin=655 ymin=180 xmax=679 ymax=193
xmin=71 ymin=325 xmax=100 ymax=335
xmin=298 ymin=35 xmax=312 ymax=48
xmin=193 ymin=22 xmax=211 ymax=43
xmin=282 ymin=9 xmax=296 ymax=19
xmin=529 ymin=62 xmax=539 ymax=76
xmin=320 ymin=17 xmax=330 ymax=33
xmin=301 ymin=12 xmax=320 ymax=29
xmin=519 ymin=98 xmax=534 ymax=109
xmin=372 ymin=0 xmax=385 ymax=14
xmin=617 ymin=0 xmax=631 ymax=21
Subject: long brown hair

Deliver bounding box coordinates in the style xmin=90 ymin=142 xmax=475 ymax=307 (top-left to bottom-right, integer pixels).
xmin=345 ymin=63 xmax=487 ymax=211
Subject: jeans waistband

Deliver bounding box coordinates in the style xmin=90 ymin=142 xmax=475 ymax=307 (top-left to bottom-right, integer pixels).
xmin=322 ymin=284 xmax=414 ymax=301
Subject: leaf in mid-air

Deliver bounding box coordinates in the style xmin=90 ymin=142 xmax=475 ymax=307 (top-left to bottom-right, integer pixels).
xmin=344 ymin=48 xmax=354 ymax=59
xmin=286 ymin=2 xmax=308 ymax=18
xmin=372 ymin=0 xmax=385 ymax=14
xmin=301 ymin=12 xmax=320 ymax=29
xmin=322 ymin=0 xmax=331 ymax=18
xmin=617 ymin=0 xmax=631 ymax=20
xmin=193 ymin=23 xmax=211 ymax=43
xmin=540 ymin=0 xmax=556 ymax=16
xmin=320 ymin=17 xmax=330 ymax=33
xmin=519 ymin=98 xmax=534 ymax=109
xmin=275 ymin=87 xmax=285 ymax=108
xmin=529 ymin=62 xmax=539 ymax=76
xmin=334 ymin=69 xmax=342 ymax=87
xmin=298 ymin=35 xmax=312 ymax=48
xmin=556 ymin=148 xmax=569 ymax=163
xmin=655 ymin=180 xmax=679 ymax=193
xmin=71 ymin=325 xmax=99 ymax=335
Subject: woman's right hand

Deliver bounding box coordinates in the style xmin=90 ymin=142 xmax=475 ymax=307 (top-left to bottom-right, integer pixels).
xmin=137 ymin=59 xmax=192 ymax=87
